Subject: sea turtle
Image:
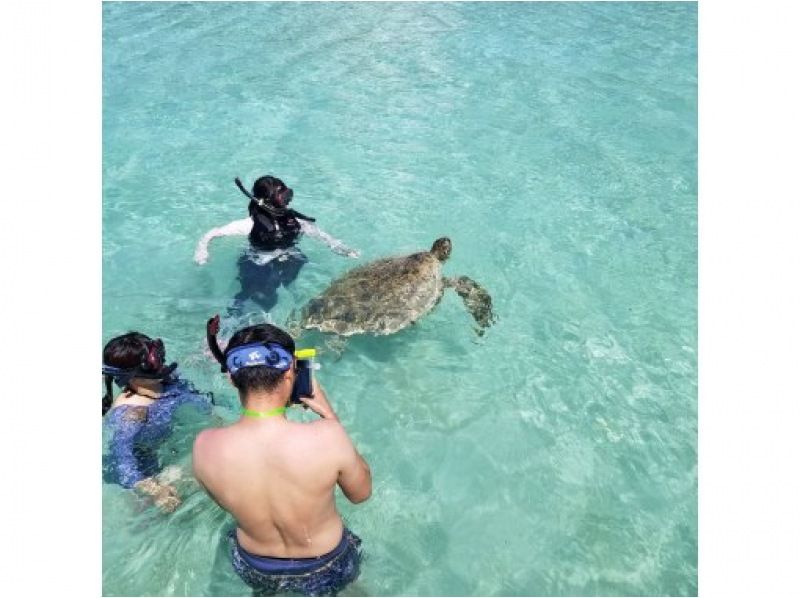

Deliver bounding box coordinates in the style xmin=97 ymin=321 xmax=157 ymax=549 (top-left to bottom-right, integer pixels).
xmin=291 ymin=238 xmax=495 ymax=339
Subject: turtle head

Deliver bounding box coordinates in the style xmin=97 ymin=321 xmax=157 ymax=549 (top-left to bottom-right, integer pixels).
xmin=431 ymin=237 xmax=452 ymax=262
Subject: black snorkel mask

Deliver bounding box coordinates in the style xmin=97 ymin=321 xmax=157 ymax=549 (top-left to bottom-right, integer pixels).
xmin=234 ymin=177 xmax=315 ymax=222
xmin=139 ymin=338 xmax=176 ymax=379
xmin=206 ymin=315 xmax=228 ymax=373
xmin=275 ymin=186 xmax=294 ymax=207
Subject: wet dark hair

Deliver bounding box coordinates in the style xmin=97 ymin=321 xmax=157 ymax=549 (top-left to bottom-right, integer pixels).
xmin=101 ymin=332 xmax=153 ymax=416
xmin=226 ymin=324 xmax=296 ymax=396
xmin=252 ymin=175 xmax=290 ymax=203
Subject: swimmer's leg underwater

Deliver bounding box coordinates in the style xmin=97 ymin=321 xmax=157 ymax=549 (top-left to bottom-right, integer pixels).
xmin=229 ymin=251 xmax=309 ymax=316
xmin=274 ymin=251 xmax=307 ymax=288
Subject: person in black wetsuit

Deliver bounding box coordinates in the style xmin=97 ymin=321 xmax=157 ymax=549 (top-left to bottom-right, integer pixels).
xmin=246 ymin=175 xmax=305 ymax=251
xmin=194 ymin=175 xmax=360 ymax=315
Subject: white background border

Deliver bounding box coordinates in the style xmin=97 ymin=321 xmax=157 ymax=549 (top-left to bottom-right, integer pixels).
xmin=2 ymin=0 xmax=799 ymax=596
xmin=3 ymin=0 xmax=102 ymax=595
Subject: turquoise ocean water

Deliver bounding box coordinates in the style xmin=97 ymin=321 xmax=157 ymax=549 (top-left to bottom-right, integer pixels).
xmin=102 ymin=2 xmax=697 ymax=596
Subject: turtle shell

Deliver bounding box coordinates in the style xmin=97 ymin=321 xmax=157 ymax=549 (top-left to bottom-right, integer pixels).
xmin=301 ymin=251 xmax=443 ymax=336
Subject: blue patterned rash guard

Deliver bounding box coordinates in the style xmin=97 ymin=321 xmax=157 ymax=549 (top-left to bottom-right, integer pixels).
xmin=103 ymin=379 xmax=212 ymax=489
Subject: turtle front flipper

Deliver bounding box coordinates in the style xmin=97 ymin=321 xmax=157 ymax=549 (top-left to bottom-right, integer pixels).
xmin=285 ymin=308 xmax=304 ymax=339
xmin=323 ymin=335 xmax=348 ymax=361
xmin=444 ymin=276 xmax=497 ymax=335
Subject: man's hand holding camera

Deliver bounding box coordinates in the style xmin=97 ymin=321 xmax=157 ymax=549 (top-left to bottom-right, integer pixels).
xmin=298 ymin=378 xmax=338 ymax=421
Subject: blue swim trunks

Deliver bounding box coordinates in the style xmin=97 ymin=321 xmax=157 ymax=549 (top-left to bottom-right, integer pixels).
xmin=229 ymin=528 xmax=362 ymax=597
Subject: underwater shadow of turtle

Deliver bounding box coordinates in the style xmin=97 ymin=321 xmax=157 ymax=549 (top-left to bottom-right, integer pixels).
xmin=286 ymin=237 xmax=497 ymax=352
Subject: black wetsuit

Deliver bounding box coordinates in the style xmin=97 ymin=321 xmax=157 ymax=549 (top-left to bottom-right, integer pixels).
xmin=232 ymin=201 xmax=308 ymax=315
xmin=247 ymin=201 xmax=303 ymax=251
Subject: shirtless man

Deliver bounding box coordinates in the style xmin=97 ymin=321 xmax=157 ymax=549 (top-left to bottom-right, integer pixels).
xmin=192 ymin=322 xmax=371 ymax=596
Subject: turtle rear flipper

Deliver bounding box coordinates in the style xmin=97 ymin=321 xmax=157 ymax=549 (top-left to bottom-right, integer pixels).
xmin=445 ymin=276 xmax=496 ymax=335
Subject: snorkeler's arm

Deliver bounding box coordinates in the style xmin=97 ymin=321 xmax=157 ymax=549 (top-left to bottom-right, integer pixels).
xmin=110 ymin=410 xmax=150 ymax=489
xmin=110 ymin=409 xmax=181 ymax=511
xmin=299 ymin=220 xmax=361 ymax=259
xmin=298 ymin=381 xmax=370 ymax=503
xmin=194 ymin=218 xmax=253 ymax=265
xmin=191 ymin=431 xmax=228 ymax=510
xmin=335 ymin=430 xmax=372 ymax=504
xmin=174 ymin=385 xmax=215 ymax=415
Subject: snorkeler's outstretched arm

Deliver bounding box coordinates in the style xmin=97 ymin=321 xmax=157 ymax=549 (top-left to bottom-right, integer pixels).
xmin=111 ymin=410 xmax=150 ymax=489
xmin=194 ymin=218 xmax=253 ymax=265
xmin=110 ymin=410 xmax=180 ymax=511
xmin=299 ymin=220 xmax=361 ymax=258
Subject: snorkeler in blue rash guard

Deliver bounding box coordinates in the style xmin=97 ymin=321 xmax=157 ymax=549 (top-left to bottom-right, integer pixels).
xmin=102 ymin=332 xmax=213 ymax=512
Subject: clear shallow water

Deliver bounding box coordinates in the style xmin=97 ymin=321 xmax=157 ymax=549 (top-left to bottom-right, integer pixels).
xmin=102 ymin=2 xmax=697 ymax=596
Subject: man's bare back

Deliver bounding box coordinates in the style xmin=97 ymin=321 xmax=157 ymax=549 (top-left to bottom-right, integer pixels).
xmin=193 ymin=379 xmax=371 ymax=558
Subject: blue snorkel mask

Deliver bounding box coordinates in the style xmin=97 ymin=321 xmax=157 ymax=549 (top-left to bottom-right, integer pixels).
xmin=205 ymin=315 xmax=315 ymax=404
xmin=224 ymin=343 xmax=293 ymax=375
xmin=208 ymin=314 xmax=295 ymax=375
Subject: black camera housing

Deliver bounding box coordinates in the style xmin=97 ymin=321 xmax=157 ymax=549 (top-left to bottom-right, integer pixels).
xmin=291 ymin=359 xmax=314 ymax=403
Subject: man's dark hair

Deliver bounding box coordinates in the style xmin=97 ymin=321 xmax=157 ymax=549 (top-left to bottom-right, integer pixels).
xmin=226 ymin=324 xmax=296 ymax=396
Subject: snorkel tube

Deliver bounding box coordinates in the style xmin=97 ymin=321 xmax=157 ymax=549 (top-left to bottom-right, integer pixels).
xmin=234 ymin=177 xmax=316 ymax=222
xmin=206 ymin=315 xmax=229 ymax=373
